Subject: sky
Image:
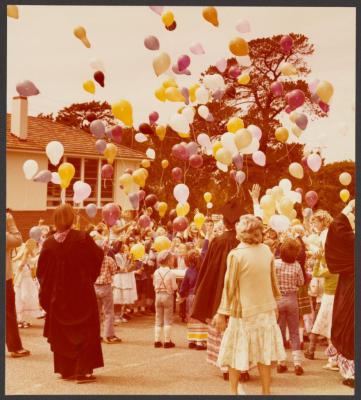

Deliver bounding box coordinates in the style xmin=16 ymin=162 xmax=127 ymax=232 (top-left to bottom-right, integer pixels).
xmin=7 ymin=6 xmax=356 ymax=163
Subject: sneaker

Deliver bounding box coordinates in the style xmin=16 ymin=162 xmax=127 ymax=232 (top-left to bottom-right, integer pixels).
xmin=277 ymin=364 xmax=288 ymax=373
xmin=10 ymin=349 xmax=31 ymax=358
xmin=154 ymin=341 xmax=163 ymax=348
xmin=304 ymin=349 xmax=315 ymax=360
xmin=188 ymin=342 xmax=197 ymax=349
xmin=322 ymin=363 xmax=339 ymax=371
xmin=164 ymin=341 xmax=176 ymax=348
xmin=76 ymin=374 xmax=96 ymax=384
xmin=103 ymin=336 xmax=122 ymax=344
xmin=295 ymin=365 xmax=304 ymax=376
xmin=223 ymin=372 xmax=229 ymax=381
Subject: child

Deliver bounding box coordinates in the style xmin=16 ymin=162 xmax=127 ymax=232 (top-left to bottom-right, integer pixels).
xmin=275 ymin=238 xmax=305 ymax=375
xmin=153 ymin=250 xmax=178 ymax=348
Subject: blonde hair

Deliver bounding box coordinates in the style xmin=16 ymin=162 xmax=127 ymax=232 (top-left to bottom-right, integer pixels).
xmin=311 ymin=210 xmax=333 ymax=230
xmin=53 ymin=203 xmax=75 ymax=232
xmin=236 ymin=214 xmax=263 ymax=245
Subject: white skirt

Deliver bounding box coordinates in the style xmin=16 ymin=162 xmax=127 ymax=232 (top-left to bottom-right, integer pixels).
xmin=311 ymin=293 xmax=335 ymax=338
xmin=113 ymin=272 xmax=137 ymax=305
xmin=217 ymin=311 xmax=286 ymax=371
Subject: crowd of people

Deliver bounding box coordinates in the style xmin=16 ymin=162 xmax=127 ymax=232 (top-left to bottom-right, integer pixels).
xmin=5 ymin=184 xmax=355 ymax=394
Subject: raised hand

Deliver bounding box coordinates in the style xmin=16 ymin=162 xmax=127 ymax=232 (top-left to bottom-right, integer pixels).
xmin=248 ymin=184 xmax=261 ymax=204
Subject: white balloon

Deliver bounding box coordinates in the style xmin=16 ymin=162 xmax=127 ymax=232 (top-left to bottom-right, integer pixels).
xmin=221 ymin=132 xmax=238 ymax=155
xmin=236 ymin=56 xmax=252 ymax=66
xmin=46 ymin=141 xmax=64 ymax=166
xmin=279 ymin=178 xmax=292 ymax=193
xmin=197 ymin=133 xmax=211 ymax=147
xmin=90 ymin=58 xmax=105 ymax=72
xmin=51 ymin=172 xmax=61 ymax=184
xmin=252 ymin=150 xmax=266 ymax=166
xmin=198 ymin=105 xmax=209 ymax=120
xmin=285 ymin=190 xmax=302 ymax=204
xmin=236 ymin=19 xmax=251 ymax=33
xmin=173 ymin=183 xmax=190 ymax=205
xmin=73 ymin=180 xmax=83 ymax=191
xmin=216 ymin=161 xmax=228 ymax=172
xmin=169 ymin=113 xmax=190 ymax=133
xmin=207 ymin=202 xmax=213 ymax=209
xmin=203 ymin=74 xmax=225 ymax=92
xmin=195 ymin=86 xmax=209 ymax=104
xmin=247 ymin=125 xmax=262 ymax=141
xmin=23 ymin=160 xmax=39 ymax=180
xmin=269 ymin=215 xmax=290 ymax=233
xmin=135 ymin=133 xmax=148 ymax=143
xmin=146 ymin=148 xmax=156 ymax=160
xmin=73 ymin=181 xmax=92 ymax=203
xmin=240 ymin=137 xmax=259 ymax=155
xmin=182 ymin=106 xmax=196 ymax=124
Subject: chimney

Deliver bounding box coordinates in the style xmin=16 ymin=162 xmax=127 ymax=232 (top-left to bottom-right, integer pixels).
xmin=11 ymin=96 xmax=28 ymax=140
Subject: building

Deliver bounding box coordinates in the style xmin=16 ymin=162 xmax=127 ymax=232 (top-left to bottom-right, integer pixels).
xmin=6 ymin=96 xmax=145 ymax=237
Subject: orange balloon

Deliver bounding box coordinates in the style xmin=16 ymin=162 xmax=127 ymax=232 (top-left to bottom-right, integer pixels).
xmin=202 ymin=7 xmax=219 ymax=27
xmin=229 ymin=37 xmax=249 ymax=56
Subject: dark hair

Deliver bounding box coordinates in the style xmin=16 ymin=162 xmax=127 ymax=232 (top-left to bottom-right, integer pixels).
xmin=280 ymin=238 xmax=301 ymax=263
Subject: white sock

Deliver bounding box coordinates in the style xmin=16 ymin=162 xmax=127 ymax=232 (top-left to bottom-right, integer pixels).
xmin=155 ymin=326 xmax=162 ymax=342
xmin=299 ymin=327 xmax=304 ymax=342
xmin=237 ymin=383 xmax=246 ymax=395
xmin=164 ymin=325 xmax=172 ymax=342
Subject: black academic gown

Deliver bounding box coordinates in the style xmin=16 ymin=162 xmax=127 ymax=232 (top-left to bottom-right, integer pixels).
xmin=37 ymin=229 xmax=104 ymax=377
xmin=325 ymin=213 xmax=354 ymax=360
xmin=191 ymin=229 xmax=239 ymax=323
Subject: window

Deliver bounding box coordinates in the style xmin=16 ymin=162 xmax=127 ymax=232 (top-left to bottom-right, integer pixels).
xmin=83 ymin=158 xmax=98 ymax=206
xmin=47 ymin=157 xmax=63 ymax=208
xmin=100 ymin=160 xmax=114 ymax=206
xmin=65 ymin=157 xmax=81 ymax=203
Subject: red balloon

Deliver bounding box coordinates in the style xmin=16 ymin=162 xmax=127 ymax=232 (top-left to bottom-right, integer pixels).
xmin=319 ymin=101 xmax=330 ymax=113
xmin=285 ymin=105 xmax=293 ymax=114
xmin=173 ymin=216 xmax=188 ymax=232
xmin=102 ymin=203 xmax=120 ymax=227
xmin=270 ymin=81 xmax=283 ymax=97
xmin=286 ymin=89 xmax=305 ymax=110
xmin=138 ymin=214 xmax=151 ymax=228
xmin=280 ymin=35 xmax=293 ymax=54
xmin=189 ymin=154 xmax=203 ymax=168
xmin=305 ymin=191 xmax=318 ymax=209
xmin=172 ymin=144 xmax=188 ymax=161
xmin=165 ymin=20 xmax=177 ymax=31
xmin=168 ymin=209 xmax=177 ymax=221
xmin=145 ymin=194 xmax=158 ymax=207
xmin=177 ymin=55 xmax=191 ymax=72
xmin=94 ymin=71 xmax=105 ymax=87
xmin=171 ymin=167 xmax=183 ymax=182
xmin=101 ymin=164 xmax=113 ymax=179
xmin=86 ymin=112 xmax=96 ymax=122
xmin=139 ymin=123 xmax=154 ymax=135
xmin=111 ymin=126 xmax=122 ymax=144
xmin=149 ymin=111 xmax=159 ymax=124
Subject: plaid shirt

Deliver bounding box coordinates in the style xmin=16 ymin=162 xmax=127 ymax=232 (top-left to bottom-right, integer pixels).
xmin=275 ymin=259 xmax=304 ymax=295
xmin=95 ymin=255 xmax=118 ymax=285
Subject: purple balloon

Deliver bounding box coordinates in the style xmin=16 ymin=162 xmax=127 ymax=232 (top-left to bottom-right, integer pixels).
xmin=101 ymin=164 xmax=113 ymax=179
xmin=286 ymin=89 xmax=305 ymax=110
xmin=144 ymin=35 xmax=160 ymax=51
xmin=171 ymin=167 xmax=183 ymax=182
xmin=172 ymin=143 xmax=188 ymax=161
xmin=95 ymin=139 xmax=107 ymax=154
xmin=102 ymin=203 xmax=121 ymax=227
xmin=16 ymin=80 xmax=40 ymax=97
xmin=177 ymin=55 xmax=191 ymax=72
xmin=111 ymin=126 xmax=122 ymax=144
xmin=189 ymin=154 xmax=203 ymax=168
xmin=85 ymin=203 xmax=97 ymax=218
xmin=90 ymin=120 xmax=105 ymax=139
xmin=181 ymin=87 xmax=190 ymax=105
xmin=270 ymin=81 xmax=283 ymax=97
xmin=149 ymin=111 xmax=159 ymax=124
xmin=232 ymin=153 xmax=243 ymax=170
xmin=186 ymin=141 xmax=198 ymax=156
xmin=228 ymin=66 xmax=241 ymax=79
xmin=295 ymin=114 xmax=308 ymax=130
xmin=173 ymin=216 xmax=188 ymax=232
xmin=280 ymin=35 xmax=293 ymax=54
xmin=33 ymin=170 xmax=52 ymax=183
xmin=305 ymin=191 xmax=318 ymax=209
xmin=129 ymin=192 xmax=140 ymax=210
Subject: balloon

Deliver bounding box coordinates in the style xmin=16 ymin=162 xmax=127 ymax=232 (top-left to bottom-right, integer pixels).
xmin=146 ymin=148 xmax=156 ymax=160
xmin=202 ymin=6 xmax=219 ymax=27
xmin=197 ymin=133 xmax=212 ymax=150
xmin=111 ymin=126 xmax=122 ymax=144
xmin=279 ymin=178 xmax=292 ymax=193
xmin=149 ymin=5 xmax=164 ymax=15
xmin=112 ymin=100 xmax=133 ymax=126
xmin=94 ymin=139 xmax=106 ymax=154
xmin=139 ymin=215 xmax=151 ymax=228
xmin=207 ymin=202 xmax=213 ymax=209
xmin=215 ymin=148 xmax=232 ymax=165
xmin=203 ymin=74 xmax=225 ymax=92
xmin=73 ymin=26 xmax=91 ymax=48
xmin=269 ymin=215 xmax=290 ymax=233
xmin=101 ymin=164 xmax=113 ymax=179
xmin=235 ymin=170 xmax=246 ymax=185
xmin=144 ymin=35 xmax=160 ymax=51
xmin=138 ymin=190 xmax=146 ymax=202
xmin=171 ymin=144 xmax=187 ymax=161
xmin=161 ymin=159 xmax=169 ymax=169
xmin=153 ymin=52 xmax=171 ymax=76
xmin=339 ymin=172 xmax=352 ymax=186
xmin=232 ymin=153 xmax=243 ymax=170
xmin=181 ymin=87 xmax=190 ymax=104
xmin=51 ymin=172 xmax=60 ymax=185
xmin=236 ymin=19 xmax=250 ymax=33
xmin=221 ymin=132 xmax=238 ymax=154
xmin=182 ymin=106 xmax=196 ymax=123
xmin=227 ymin=117 xmax=244 ymax=133
xmin=33 ymin=170 xmax=52 ymax=183
xmin=158 ymin=202 xmax=168 ymax=218
xmin=252 ymin=151 xmax=266 ymax=166
xmin=216 ymin=162 xmax=228 ymax=172
xmin=286 ymin=89 xmax=305 ymax=110
xmin=162 ymin=11 xmax=174 ymax=27
xmin=140 ymin=160 xmax=150 ymax=169
xmin=29 ymin=226 xmax=42 ymax=242
xmin=305 ymin=191 xmax=318 ymax=208
xmin=90 ymin=59 xmax=105 ymax=72
xmin=216 ymin=58 xmax=227 ymax=73
xmin=212 ymin=141 xmax=222 ymax=157
xmin=73 ymin=181 xmax=91 ymax=203
xmin=176 ymin=202 xmax=190 ymax=217
xmin=260 ymin=195 xmax=275 ymax=213
xmin=58 ymin=162 xmax=75 ymax=190
xmin=16 ymin=80 xmax=40 ymax=97
xmin=189 ymin=154 xmax=203 ymax=168
xmin=165 ymin=20 xmax=177 ymax=31
xmin=307 ymin=154 xmax=322 ymax=172
xmin=94 ymin=71 xmax=105 ymax=87
xmin=156 ymin=125 xmax=166 ymax=141
xmin=154 ymin=236 xmax=172 ymax=252
xmin=319 ymin=101 xmax=330 ymax=113
xmin=104 ymin=143 xmax=117 ymax=165
xmin=186 ymin=141 xmax=198 ymax=156
xmin=285 ymin=190 xmax=302 ymax=204
xmin=139 ymin=123 xmax=153 ymax=136
xmin=308 ymin=79 xmax=320 ymax=94
xmin=46 ymin=141 xmax=64 ymax=166
xmin=85 ymin=112 xmax=96 ymax=123
xmin=189 ymin=84 xmax=200 ymax=102
xmin=194 ymin=213 xmax=205 ymax=229
xmin=155 ymin=86 xmax=166 ymax=102
xmin=165 ymin=87 xmax=185 ymax=102
xmin=238 ymin=73 xmax=250 ymax=85
xmin=145 ymin=194 xmax=158 ymax=207
xmin=177 ymin=55 xmax=191 ymax=72
xmin=275 ymin=127 xmax=289 ymax=143
xmin=195 ymin=86 xmax=209 ymax=104
xmin=204 ymin=192 xmax=212 ymax=203
xmin=280 ymin=62 xmax=297 ymax=76
xmin=316 ymin=81 xmax=334 ymax=103
xmin=7 ymin=5 xmax=19 ymax=19
xmin=85 ymin=203 xmax=97 ymax=218
xmin=294 ymin=114 xmax=308 ymax=131
xmin=173 ymin=183 xmax=189 ymax=205
xmin=229 ymin=37 xmax=249 ymax=56
xmin=135 ymin=133 xmax=148 ymax=143
xmin=171 ymin=167 xmax=183 ymax=182
xmin=22 ymin=159 xmax=38 ymax=180
xmin=270 ymin=81 xmax=283 ymax=97
xmin=229 ymin=66 xmax=241 ymax=79
xmin=279 ymin=197 xmax=294 ymax=215
xmin=102 ymin=203 xmax=120 ymax=227
xmin=172 ymin=63 xmax=191 ymax=75
xmin=169 ymin=114 xmax=189 ymax=134
xmin=198 ymin=105 xmax=210 ymax=119
xmin=289 ymin=163 xmax=304 ymax=179
xmin=90 ymin=120 xmax=105 ymax=138
xmin=239 ymin=137 xmax=259 ymax=155
xmin=247 ymin=125 xmax=262 ymax=141
xmin=340 ymin=189 xmax=350 ymax=203
xmin=173 ymin=216 xmax=189 ymax=232
xmin=280 ymin=35 xmax=293 ymax=53
xmin=149 ymin=111 xmax=159 ymax=124
xmin=234 ymin=129 xmax=252 ymax=150
xmin=190 ymin=42 xmax=205 ymax=55
xmin=292 ymin=124 xmax=303 ymax=138
xmin=130 ymin=243 xmax=145 ymax=261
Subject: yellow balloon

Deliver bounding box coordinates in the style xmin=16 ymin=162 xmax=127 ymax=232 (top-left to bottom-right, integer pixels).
xmin=162 ymin=78 xmax=178 ymax=89
xmin=162 ymin=11 xmax=175 ymax=27
xmin=154 ymin=236 xmax=172 ymax=252
xmin=289 ymin=162 xmax=304 ymax=179
xmin=132 ymin=170 xmax=146 ymax=187
xmin=161 ymin=159 xmax=169 ymax=169
xmin=316 ymin=81 xmax=334 ymax=104
xmin=279 ymin=198 xmax=294 ymax=215
xmin=227 ymin=117 xmax=244 ymax=133
xmin=58 ymin=162 xmax=75 ymax=190
xmin=260 ymin=195 xmax=275 ymax=212
xmin=204 ymin=192 xmax=212 ymax=203
xmin=138 ymin=168 xmax=149 ymax=179
xmin=73 ymin=26 xmax=91 ymax=48
xmin=280 ymin=62 xmax=297 ymax=76
xmin=238 ymin=74 xmax=250 ymax=85
xmin=165 ymin=87 xmax=185 ymax=102
xmin=292 ymin=124 xmax=303 ymax=138
xmin=104 ymin=143 xmax=117 ymax=165
xmin=275 ymin=127 xmax=289 ymax=143
xmin=290 ymin=111 xmax=300 ymax=123
xmin=212 ymin=141 xmax=223 ymax=156
xmin=194 ymin=212 xmax=205 ymax=229
xmin=83 ymin=80 xmax=95 ymax=94
xmin=189 ymin=84 xmax=200 ymax=103
xmin=7 ymin=5 xmax=19 ymax=19
xmin=112 ymin=100 xmax=133 ymax=126
xmin=178 ymin=132 xmax=190 ymax=139
xmin=158 ymin=202 xmax=168 ymax=218
xmin=234 ymin=129 xmax=252 ymax=150
xmin=156 ymin=125 xmax=166 ymax=141
xmin=215 ymin=148 xmax=232 ymax=165
xmin=153 ymin=52 xmax=171 ymax=76
xmin=141 ymin=159 xmax=151 ymax=168
xmin=229 ymin=37 xmax=249 ymax=56
xmin=176 ymin=202 xmax=190 ymax=217
xmin=340 ymin=189 xmax=350 ymax=203
xmin=119 ymin=174 xmax=133 ymax=194
xmin=339 ymin=172 xmax=352 ymax=186
xmin=155 ymin=86 xmax=166 ymax=102
xmin=272 ymin=186 xmax=284 ymax=201
xmin=202 ymin=6 xmax=219 ymax=27
xmin=130 ymin=244 xmax=145 ymax=261
xmin=292 ymin=218 xmax=301 ymax=226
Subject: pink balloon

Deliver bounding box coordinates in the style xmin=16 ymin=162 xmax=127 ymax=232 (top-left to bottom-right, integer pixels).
xmin=149 ymin=5 xmax=163 ymax=15
xmin=181 ymin=87 xmax=190 ymax=104
xmin=102 ymin=203 xmax=120 ymax=227
xmin=236 ymin=19 xmax=251 ymax=33
xmin=139 ymin=214 xmax=151 ymax=228
xmin=129 ymin=192 xmax=140 ymax=210
xmin=232 ymin=153 xmax=243 ymax=170
xmin=101 ymin=164 xmax=113 ymax=179
xmin=311 ymin=93 xmax=320 ymax=104
xmin=189 ymin=154 xmax=203 ymax=168
xmin=228 ymin=66 xmax=241 ymax=78
xmin=149 ymin=111 xmax=159 ymax=124
xmin=144 ymin=35 xmax=160 ymax=51
xmin=285 ymin=105 xmax=293 ymax=114
xmin=252 ymin=151 xmax=266 ymax=167
xmin=16 ymin=80 xmax=40 ymax=97
xmin=230 ymin=170 xmax=237 ymax=181
xmin=295 ymin=114 xmax=308 ymax=130
xmin=171 ymin=167 xmax=183 ymax=182
xmin=73 ymin=182 xmax=91 ymax=203
xmin=308 ymin=79 xmax=320 ymax=94
xmin=280 ymin=35 xmax=293 ymax=54
xmin=235 ymin=170 xmax=246 ymax=184
xmin=177 ymin=55 xmax=191 ymax=72
xmin=216 ymin=58 xmax=227 ymax=73
xmin=111 ymin=126 xmax=122 ymax=144
xmin=138 ymin=190 xmax=146 ymax=202
xmin=95 ymin=139 xmax=107 ymax=154
xmin=172 ymin=64 xmax=191 ymax=76
xmin=307 ymin=154 xmax=322 ymax=172
xmin=189 ymin=42 xmax=205 ymax=55
xmin=295 ymin=188 xmax=303 ymax=195
xmin=305 ymin=191 xmax=318 ymax=208
xmin=173 ymin=216 xmax=189 ymax=232
xmin=319 ymin=101 xmax=330 ymax=113
xmin=186 ymin=141 xmax=198 ymax=156
xmin=270 ymin=81 xmax=283 ymax=97
xmin=172 ymin=143 xmax=189 ymax=161
xmin=286 ymin=89 xmax=305 ymax=110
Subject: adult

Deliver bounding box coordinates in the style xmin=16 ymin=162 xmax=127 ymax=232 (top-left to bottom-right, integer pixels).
xmin=37 ymin=204 xmax=104 ymax=383
xmin=214 ymin=215 xmax=285 ymax=395
xmin=6 ymin=212 xmax=30 ymax=358
xmin=325 ymin=200 xmax=355 ymax=388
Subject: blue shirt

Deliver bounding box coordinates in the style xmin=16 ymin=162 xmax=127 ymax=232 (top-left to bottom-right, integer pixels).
xmin=179 ymin=265 xmax=198 ymax=297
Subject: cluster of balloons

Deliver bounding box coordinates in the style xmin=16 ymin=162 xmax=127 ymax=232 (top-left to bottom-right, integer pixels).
xmin=119 ymin=167 xmax=149 ymax=195
xmin=309 ymin=79 xmax=334 ymax=113
xmin=155 ymin=78 xmax=186 ymax=103
xmin=338 ymin=172 xmax=352 ymax=203
xmin=161 ymin=10 xmax=177 ymax=30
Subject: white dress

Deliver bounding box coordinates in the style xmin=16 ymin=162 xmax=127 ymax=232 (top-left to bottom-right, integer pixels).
xmin=113 ymin=254 xmax=137 ymax=305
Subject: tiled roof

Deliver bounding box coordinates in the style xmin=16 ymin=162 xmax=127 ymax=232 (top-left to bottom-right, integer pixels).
xmin=6 ymin=114 xmax=145 ymax=160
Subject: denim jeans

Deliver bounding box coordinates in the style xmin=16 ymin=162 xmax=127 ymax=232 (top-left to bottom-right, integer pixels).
xmin=155 ymin=292 xmax=174 ymax=327
xmin=95 ymin=284 xmax=115 ymax=338
xmin=277 ymin=292 xmax=301 ymax=351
